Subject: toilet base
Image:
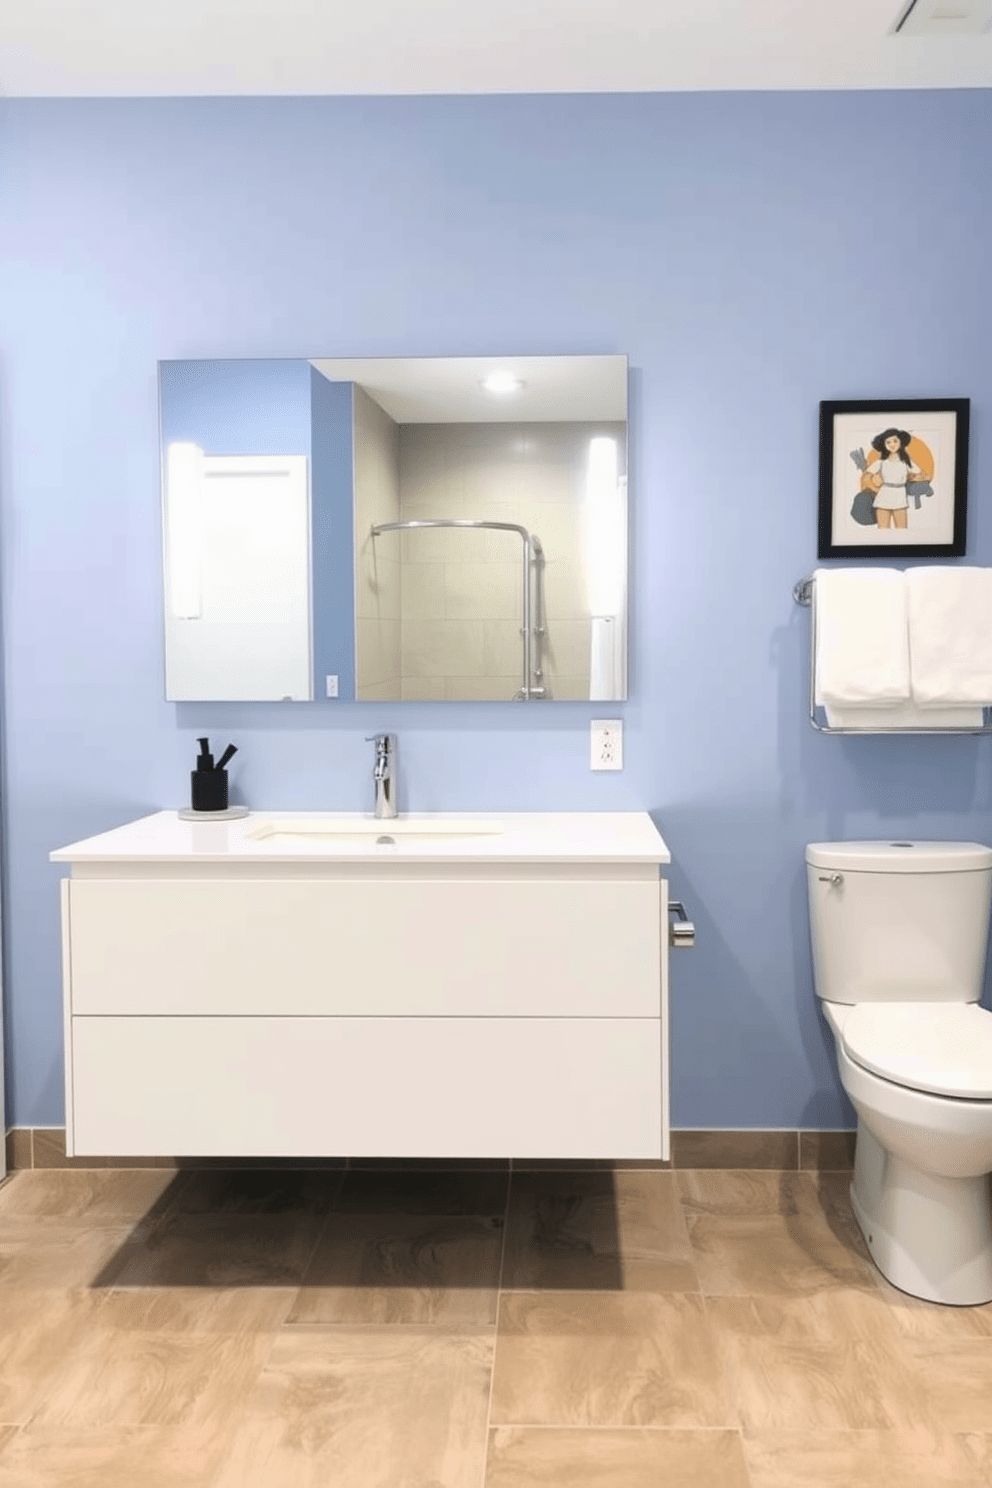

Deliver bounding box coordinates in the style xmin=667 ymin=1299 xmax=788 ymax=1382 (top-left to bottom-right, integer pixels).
xmin=851 ymin=1123 xmax=992 ymax=1306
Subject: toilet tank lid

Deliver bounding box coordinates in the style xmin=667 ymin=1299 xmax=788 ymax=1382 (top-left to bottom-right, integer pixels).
xmin=807 ymin=841 xmax=992 ymax=873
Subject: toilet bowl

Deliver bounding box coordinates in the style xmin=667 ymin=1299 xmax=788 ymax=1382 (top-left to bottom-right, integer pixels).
xmin=808 ymin=841 xmax=992 ymax=1305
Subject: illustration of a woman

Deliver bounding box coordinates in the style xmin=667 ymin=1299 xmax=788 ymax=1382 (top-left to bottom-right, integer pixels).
xmin=865 ymin=427 xmax=926 ymax=530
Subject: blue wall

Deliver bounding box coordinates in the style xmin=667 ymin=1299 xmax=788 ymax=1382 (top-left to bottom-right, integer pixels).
xmin=1 ymin=93 xmax=991 ymax=1129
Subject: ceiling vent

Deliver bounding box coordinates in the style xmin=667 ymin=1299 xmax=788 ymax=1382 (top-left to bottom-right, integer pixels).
xmin=894 ymin=0 xmax=992 ymax=32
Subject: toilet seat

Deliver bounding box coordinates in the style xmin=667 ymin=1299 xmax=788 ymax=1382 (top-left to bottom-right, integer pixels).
xmin=830 ymin=1002 xmax=992 ymax=1100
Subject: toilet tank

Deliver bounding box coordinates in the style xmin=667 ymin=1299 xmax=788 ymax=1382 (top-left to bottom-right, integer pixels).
xmin=807 ymin=841 xmax=992 ymax=1005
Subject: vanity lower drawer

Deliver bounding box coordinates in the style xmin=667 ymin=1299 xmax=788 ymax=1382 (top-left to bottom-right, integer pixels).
xmin=68 ymin=1015 xmax=663 ymax=1159
xmin=66 ymin=877 xmax=662 ymax=1018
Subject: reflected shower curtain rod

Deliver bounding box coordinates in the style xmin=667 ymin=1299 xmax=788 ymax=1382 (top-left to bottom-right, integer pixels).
xmin=370 ymin=517 xmax=546 ymax=698
xmin=371 ymin=518 xmax=543 ymax=556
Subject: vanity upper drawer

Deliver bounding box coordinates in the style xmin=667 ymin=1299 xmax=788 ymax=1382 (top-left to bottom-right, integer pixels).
xmin=65 ymin=877 xmax=662 ymax=1018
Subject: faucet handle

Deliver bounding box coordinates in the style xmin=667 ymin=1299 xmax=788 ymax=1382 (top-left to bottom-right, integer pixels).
xmin=365 ymin=733 xmax=394 ymax=750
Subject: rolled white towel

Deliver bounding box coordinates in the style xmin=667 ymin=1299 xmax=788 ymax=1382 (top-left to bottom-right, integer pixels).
xmin=814 ymin=568 xmax=910 ymax=707
xmin=908 ymin=567 xmax=992 ymax=707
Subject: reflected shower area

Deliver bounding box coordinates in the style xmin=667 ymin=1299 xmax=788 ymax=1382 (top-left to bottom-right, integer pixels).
xmin=370 ymin=519 xmax=547 ymax=700
xmin=355 ymin=410 xmax=627 ymax=703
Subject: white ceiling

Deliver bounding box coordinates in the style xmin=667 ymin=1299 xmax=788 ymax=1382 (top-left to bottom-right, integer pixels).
xmin=310 ymin=356 xmax=627 ymax=424
xmin=0 ymin=0 xmax=990 ymax=97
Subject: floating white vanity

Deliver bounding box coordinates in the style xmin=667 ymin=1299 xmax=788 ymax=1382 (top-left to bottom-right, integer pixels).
xmin=51 ymin=811 xmax=673 ymax=1160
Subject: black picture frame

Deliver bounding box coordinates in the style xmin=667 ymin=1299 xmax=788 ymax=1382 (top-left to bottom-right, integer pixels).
xmin=818 ymin=398 xmax=969 ymax=560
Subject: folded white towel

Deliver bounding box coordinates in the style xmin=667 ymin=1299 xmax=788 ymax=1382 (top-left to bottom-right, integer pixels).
xmin=814 ymin=568 xmax=910 ymax=707
xmin=908 ymin=568 xmax=992 ymax=707
xmin=823 ymin=702 xmax=985 ymax=730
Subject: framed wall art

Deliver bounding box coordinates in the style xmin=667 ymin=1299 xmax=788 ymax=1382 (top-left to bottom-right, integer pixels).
xmin=818 ymin=398 xmax=969 ymax=560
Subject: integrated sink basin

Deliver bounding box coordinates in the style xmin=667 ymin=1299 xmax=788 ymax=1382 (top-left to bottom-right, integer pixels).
xmin=246 ymin=815 xmax=505 ymax=843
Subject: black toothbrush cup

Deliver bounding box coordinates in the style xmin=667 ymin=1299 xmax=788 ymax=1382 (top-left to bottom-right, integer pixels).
xmin=191 ymin=737 xmax=237 ymax=812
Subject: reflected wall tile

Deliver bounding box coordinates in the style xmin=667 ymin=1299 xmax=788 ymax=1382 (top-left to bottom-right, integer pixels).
xmin=355 ymin=554 xmax=400 ymax=622
xmin=445 ymin=676 xmax=520 ymax=701
xmin=400 ymin=560 xmax=446 ymax=620
xmin=402 ymin=618 xmax=485 ymax=678
xmin=531 ymin=506 xmax=583 ymax=570
xmin=482 ymin=620 xmax=525 ymax=677
xmin=543 ymin=558 xmax=589 ymax=622
xmin=548 ymin=675 xmax=591 ymax=700
xmin=543 ymin=619 xmax=593 ymax=679
xmin=401 ymin=675 xmax=446 ymax=700
xmin=445 ymin=562 xmax=521 ymax=622
xmin=356 ymin=616 xmax=401 ymax=690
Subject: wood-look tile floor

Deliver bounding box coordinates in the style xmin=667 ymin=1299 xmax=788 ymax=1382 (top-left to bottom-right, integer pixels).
xmin=3 ymin=1163 xmax=992 ymax=1485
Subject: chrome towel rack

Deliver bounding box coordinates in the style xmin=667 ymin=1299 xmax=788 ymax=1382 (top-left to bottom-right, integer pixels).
xmin=793 ymin=573 xmax=992 ymax=735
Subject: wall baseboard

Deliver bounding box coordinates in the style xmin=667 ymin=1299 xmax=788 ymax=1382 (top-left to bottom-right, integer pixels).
xmin=5 ymin=1127 xmax=856 ymax=1173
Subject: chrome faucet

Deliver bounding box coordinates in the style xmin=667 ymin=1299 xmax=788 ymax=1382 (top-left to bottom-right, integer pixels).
xmin=366 ymin=733 xmax=397 ymax=819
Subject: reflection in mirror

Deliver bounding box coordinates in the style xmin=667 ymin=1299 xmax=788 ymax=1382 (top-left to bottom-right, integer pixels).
xmin=160 ymin=356 xmax=627 ymax=702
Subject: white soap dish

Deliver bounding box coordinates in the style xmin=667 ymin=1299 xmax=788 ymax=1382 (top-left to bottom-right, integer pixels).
xmin=177 ymin=806 xmax=250 ymax=822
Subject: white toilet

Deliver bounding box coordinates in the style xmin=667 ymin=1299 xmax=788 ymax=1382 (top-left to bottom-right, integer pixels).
xmin=807 ymin=840 xmax=992 ymax=1305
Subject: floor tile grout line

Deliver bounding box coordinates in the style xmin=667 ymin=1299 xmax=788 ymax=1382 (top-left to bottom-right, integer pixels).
xmin=478 ymin=1165 xmax=514 ymax=1487
xmin=474 ymin=1422 xmax=751 ymax=1432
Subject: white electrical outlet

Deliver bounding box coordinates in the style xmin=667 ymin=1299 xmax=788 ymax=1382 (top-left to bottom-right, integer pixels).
xmin=590 ymin=718 xmax=623 ymax=771
xmin=325 ymin=675 xmax=339 ymax=698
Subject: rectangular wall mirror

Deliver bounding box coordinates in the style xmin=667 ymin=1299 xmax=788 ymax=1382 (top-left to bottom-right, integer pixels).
xmin=159 ymin=354 xmax=628 ymax=702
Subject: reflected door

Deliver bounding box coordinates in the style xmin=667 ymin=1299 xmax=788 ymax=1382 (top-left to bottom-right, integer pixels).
xmin=164 ymin=454 xmax=312 ymax=701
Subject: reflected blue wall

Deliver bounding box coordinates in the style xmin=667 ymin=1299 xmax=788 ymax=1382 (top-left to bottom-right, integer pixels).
xmin=310 ymin=370 xmax=356 ymax=701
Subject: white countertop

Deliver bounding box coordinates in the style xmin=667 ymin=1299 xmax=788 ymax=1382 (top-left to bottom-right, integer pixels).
xmin=51 ymin=810 xmax=670 ymax=866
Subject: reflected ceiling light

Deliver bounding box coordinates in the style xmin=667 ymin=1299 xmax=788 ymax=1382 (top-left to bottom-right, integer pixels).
xmin=481 ymin=372 xmax=524 ymax=394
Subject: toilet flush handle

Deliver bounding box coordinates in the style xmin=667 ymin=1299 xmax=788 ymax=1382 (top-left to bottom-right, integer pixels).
xmin=819 ymin=874 xmax=843 ymax=886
